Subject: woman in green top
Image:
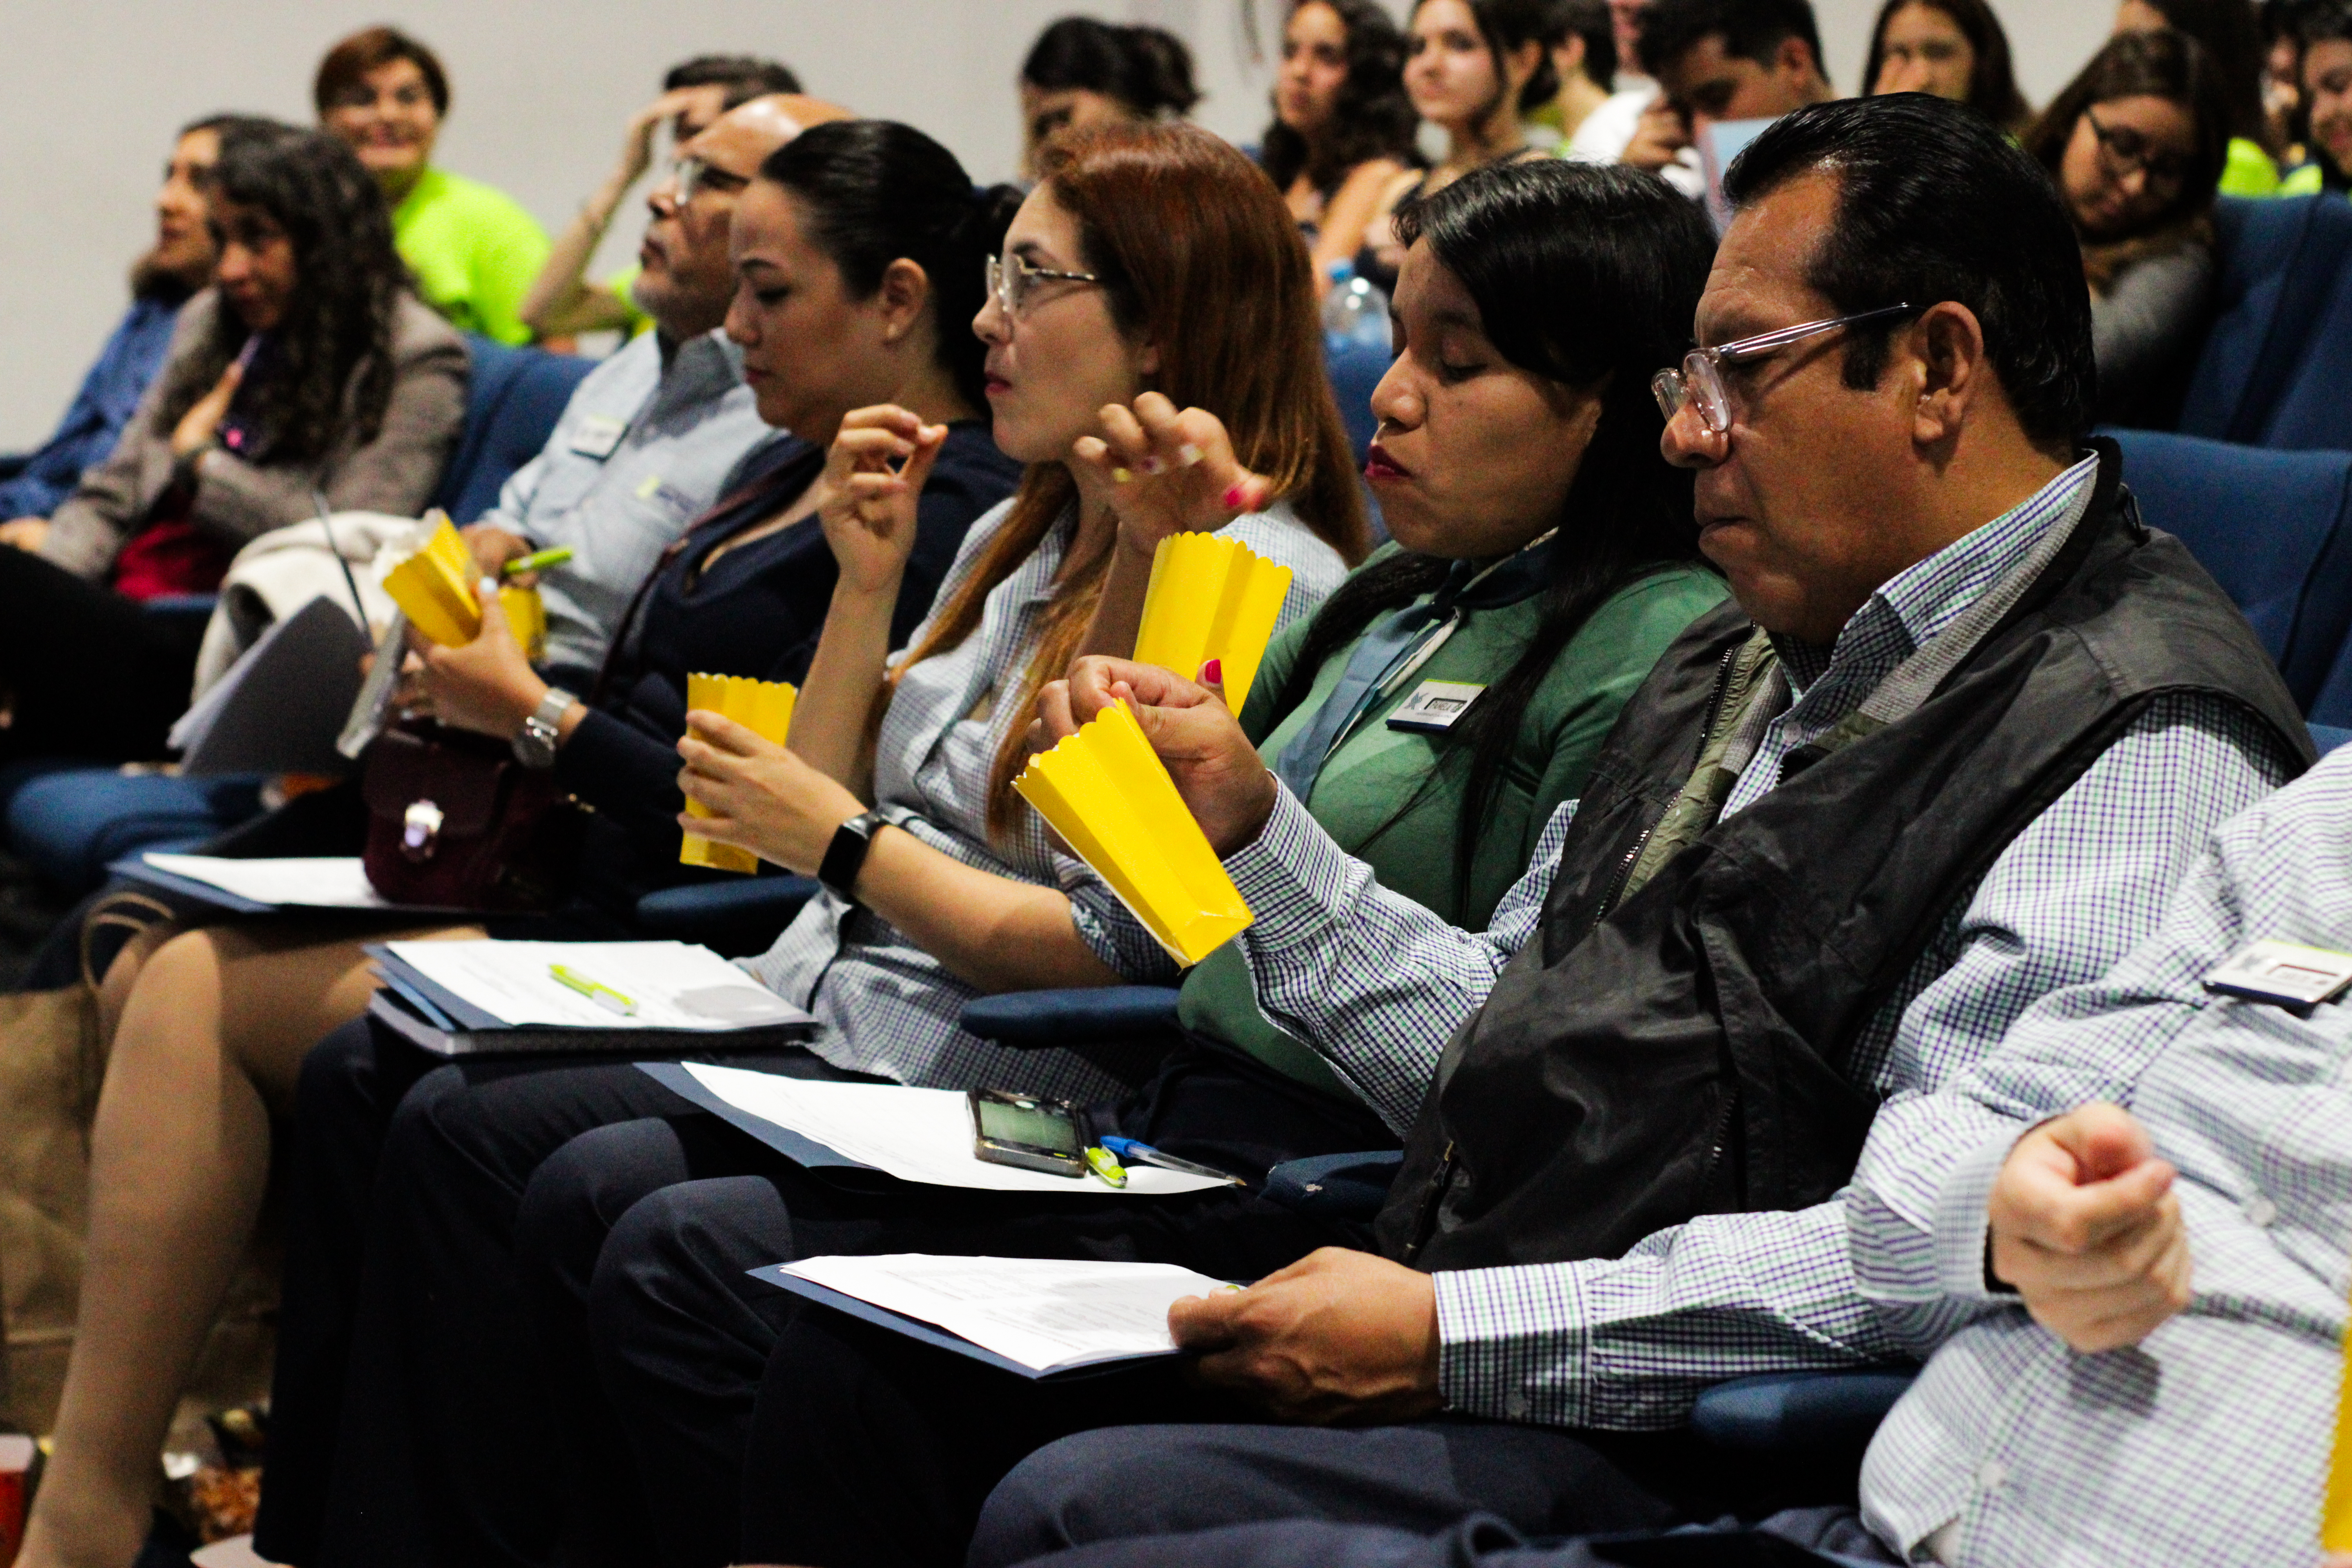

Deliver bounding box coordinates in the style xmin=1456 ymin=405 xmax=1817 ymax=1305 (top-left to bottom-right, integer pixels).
xmin=316 ymin=26 xmax=552 ymax=344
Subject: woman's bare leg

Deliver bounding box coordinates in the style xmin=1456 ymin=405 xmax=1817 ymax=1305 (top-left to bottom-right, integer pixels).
xmin=20 ymin=920 xmax=478 ymax=1568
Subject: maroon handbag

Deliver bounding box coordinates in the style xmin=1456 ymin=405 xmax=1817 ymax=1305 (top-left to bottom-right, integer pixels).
xmin=360 ymin=722 xmax=583 ymax=911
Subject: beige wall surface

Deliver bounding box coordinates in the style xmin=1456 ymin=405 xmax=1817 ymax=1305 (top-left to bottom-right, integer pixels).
xmin=1 ymin=0 xmax=2119 ymax=448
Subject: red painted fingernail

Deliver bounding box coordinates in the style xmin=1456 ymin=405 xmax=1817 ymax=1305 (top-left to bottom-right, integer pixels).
xmin=1221 ymin=484 xmax=1248 ymax=509
xmin=1200 ymin=658 xmax=1223 ymax=685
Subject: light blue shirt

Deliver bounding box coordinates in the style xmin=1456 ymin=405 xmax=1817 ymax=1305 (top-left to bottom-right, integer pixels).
xmin=483 ymin=327 xmax=771 ymax=676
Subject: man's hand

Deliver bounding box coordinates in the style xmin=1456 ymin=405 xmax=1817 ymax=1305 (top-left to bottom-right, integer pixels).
xmin=1039 ymin=656 xmax=1278 ymax=855
xmin=1621 ymin=98 xmax=1690 ymax=172
xmin=463 ymin=523 xmax=534 ymax=584
xmin=619 ymin=85 xmax=726 ymax=187
xmin=0 ymin=518 xmax=49 ymax=553
xmin=1170 ymin=1248 xmax=1441 ymax=1425
xmin=1987 ymin=1103 xmax=2192 ymax=1354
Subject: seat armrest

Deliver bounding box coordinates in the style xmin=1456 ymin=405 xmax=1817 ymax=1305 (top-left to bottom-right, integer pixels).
xmin=958 ymin=986 xmax=1183 ymax=1047
xmin=633 ymin=876 xmax=818 ymax=958
xmin=1263 ymin=1149 xmax=1404 ymax=1220
xmin=1688 ymin=1369 xmax=1919 ymax=1452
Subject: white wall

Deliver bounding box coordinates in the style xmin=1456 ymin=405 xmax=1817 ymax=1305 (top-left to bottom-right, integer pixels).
xmin=0 ymin=0 xmax=2117 ymax=449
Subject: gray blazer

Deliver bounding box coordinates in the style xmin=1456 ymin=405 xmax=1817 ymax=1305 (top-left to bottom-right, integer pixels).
xmin=42 ymin=289 xmax=469 ymax=581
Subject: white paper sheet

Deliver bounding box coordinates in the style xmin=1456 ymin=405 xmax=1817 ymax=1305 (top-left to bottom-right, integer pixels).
xmin=780 ymin=1253 xmax=1234 ymax=1373
xmin=683 ymin=1064 xmax=1231 ymax=1196
xmin=142 ymin=854 xmax=399 ymax=909
xmin=387 ymin=941 xmax=813 ymax=1032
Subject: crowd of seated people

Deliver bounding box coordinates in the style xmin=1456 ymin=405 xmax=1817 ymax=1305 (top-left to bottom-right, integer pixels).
xmin=5 ymin=7 xmax=2352 ymax=1568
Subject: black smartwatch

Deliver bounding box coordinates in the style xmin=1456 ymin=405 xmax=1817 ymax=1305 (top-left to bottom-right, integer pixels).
xmin=819 ymin=809 xmax=889 ymax=906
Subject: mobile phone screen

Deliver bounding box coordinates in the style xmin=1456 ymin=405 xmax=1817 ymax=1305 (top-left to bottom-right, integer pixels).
xmin=975 ymin=1095 xmax=1082 ymax=1156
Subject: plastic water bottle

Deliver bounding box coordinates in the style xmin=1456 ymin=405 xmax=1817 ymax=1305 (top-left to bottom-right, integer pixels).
xmin=1321 ymin=260 xmax=1390 ymax=356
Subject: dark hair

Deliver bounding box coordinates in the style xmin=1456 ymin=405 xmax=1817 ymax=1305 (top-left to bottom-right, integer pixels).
xmin=2024 ymin=29 xmax=2232 ymax=238
xmin=1637 ymin=0 xmax=1828 ymax=85
xmin=664 ymin=53 xmax=804 ymax=107
xmin=314 ymin=26 xmax=449 ymax=118
xmin=1723 ymin=95 xmax=2096 ymax=448
xmin=2124 ymin=0 xmax=2272 ymax=147
xmin=155 ymin=125 xmax=405 ymax=463
xmin=1259 ymin=0 xmax=1422 ymax=193
xmin=178 ymin=110 xmax=278 ymax=141
xmin=1412 ymin=0 xmax=1563 ymax=114
xmin=2299 ymin=2 xmax=2352 ymax=183
xmin=1862 ymin=0 xmax=2031 ymax=129
xmin=1553 ymin=0 xmax=1621 ymax=88
xmin=757 ymin=121 xmax=1016 ymax=413
xmin=1021 ymin=17 xmax=1203 ymax=117
xmin=1276 ymin=161 xmax=1716 ymax=904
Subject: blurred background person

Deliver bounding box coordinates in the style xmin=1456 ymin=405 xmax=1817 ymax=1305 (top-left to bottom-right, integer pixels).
xmin=2117 ymin=0 xmax=2286 ymax=192
xmin=520 ymin=53 xmax=813 ymax=342
xmin=1863 ymin=0 xmax=2032 ymax=132
xmin=315 ymin=25 xmax=551 ymax=344
xmin=2287 ymin=0 xmax=2352 ymax=188
xmin=1624 ymin=0 xmax=1833 ymax=186
xmin=0 ymin=114 xmax=278 ymax=522
xmin=0 ymin=125 xmax=466 ymax=770
xmin=2261 ymin=0 xmax=2319 ymax=151
xmin=1017 ymin=16 xmax=1202 ymax=179
xmin=2027 ymin=27 xmax=2230 ymax=425
xmin=1355 ymin=0 xmax=1556 ymax=291
xmin=1257 ymin=0 xmax=1419 ymax=288
xmin=1541 ymin=0 xmax=1658 ymax=162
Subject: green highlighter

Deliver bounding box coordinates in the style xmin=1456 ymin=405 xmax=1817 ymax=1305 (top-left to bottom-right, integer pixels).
xmin=501 ymin=546 xmax=575 ymax=578
xmin=1083 ymin=1145 xmax=1128 ymax=1189
xmin=549 ymin=963 xmax=638 ymax=1016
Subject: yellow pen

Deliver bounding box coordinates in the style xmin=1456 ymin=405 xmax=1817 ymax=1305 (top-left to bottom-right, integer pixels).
xmin=550 ymin=964 xmax=638 ymax=1016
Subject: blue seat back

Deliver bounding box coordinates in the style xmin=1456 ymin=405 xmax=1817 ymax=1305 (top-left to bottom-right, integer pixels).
xmin=431 ymin=336 xmax=597 ymax=524
xmin=1324 ymin=336 xmax=1390 ymax=468
xmin=2178 ymin=196 xmax=2352 ymax=448
xmin=2108 ymin=430 xmax=2352 ymax=710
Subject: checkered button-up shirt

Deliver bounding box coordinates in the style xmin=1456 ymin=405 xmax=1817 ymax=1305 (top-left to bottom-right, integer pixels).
xmin=1225 ymin=456 xmax=2297 ymax=1428
xmin=737 ymin=496 xmax=1347 ymax=1104
xmin=1849 ymin=748 xmax=2352 ymax=1567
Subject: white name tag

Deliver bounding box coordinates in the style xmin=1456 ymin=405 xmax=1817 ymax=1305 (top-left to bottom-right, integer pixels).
xmin=2202 ymin=940 xmax=2352 ymax=1013
xmin=567 ymin=414 xmax=626 ymax=459
xmin=1387 ymin=680 xmax=1486 ymax=734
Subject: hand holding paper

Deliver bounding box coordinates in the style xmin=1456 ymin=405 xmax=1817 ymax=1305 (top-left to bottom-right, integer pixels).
xmin=1045 ymin=657 xmax=1279 ymax=857
xmin=1169 ymin=1246 xmax=1441 ymax=1424
xmin=1131 ymin=530 xmax=1293 ymax=711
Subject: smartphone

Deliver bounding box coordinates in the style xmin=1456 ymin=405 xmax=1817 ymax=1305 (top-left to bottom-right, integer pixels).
xmin=968 ymin=1089 xmax=1089 ymax=1178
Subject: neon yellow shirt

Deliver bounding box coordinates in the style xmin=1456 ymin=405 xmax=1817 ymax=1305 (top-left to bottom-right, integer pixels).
xmin=2220 ymin=136 xmax=2282 ymax=199
xmin=2280 ymin=162 xmax=2330 ymax=197
xmin=392 ymin=167 xmax=552 ymax=345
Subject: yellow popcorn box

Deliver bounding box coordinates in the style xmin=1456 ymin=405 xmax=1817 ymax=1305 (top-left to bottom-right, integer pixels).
xmin=680 ymin=672 xmax=799 ymax=873
xmin=2325 ymin=1305 xmax=2352 ymax=1551
xmin=1013 ymin=699 xmax=1252 ymax=967
xmin=381 ymin=513 xmax=483 ymax=647
xmin=500 ymin=584 xmax=546 ymax=662
xmin=1132 ymin=532 xmax=1292 ymax=711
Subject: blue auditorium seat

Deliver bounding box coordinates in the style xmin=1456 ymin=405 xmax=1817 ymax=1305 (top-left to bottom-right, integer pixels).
xmin=1263 ymin=1149 xmax=1403 ymax=1217
xmin=6 ymin=770 xmax=267 ymax=895
xmin=2310 ymin=723 xmax=2352 ymax=753
xmin=432 ymin=336 xmax=597 ymax=524
xmin=1688 ymin=1369 xmax=1920 ymax=1452
xmin=1324 ymin=336 xmax=1390 ymax=469
xmin=959 ymin=985 xmax=1183 ymax=1045
xmin=2107 ymin=430 xmax=2352 ymax=711
xmin=633 ymin=876 xmax=819 ymax=958
xmin=2176 ymin=196 xmax=2352 ymax=451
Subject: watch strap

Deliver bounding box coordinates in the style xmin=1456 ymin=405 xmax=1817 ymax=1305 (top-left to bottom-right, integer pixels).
xmin=513 ymin=686 xmax=577 ymax=768
xmin=819 ymin=809 xmax=888 ymax=905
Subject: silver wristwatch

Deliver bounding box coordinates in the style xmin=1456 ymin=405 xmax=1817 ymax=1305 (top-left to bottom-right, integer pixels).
xmin=513 ymin=687 xmax=577 ymax=769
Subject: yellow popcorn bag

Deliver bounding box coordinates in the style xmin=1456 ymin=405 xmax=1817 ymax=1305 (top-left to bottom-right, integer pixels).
xmin=2325 ymin=1303 xmax=2352 ymax=1552
xmin=1013 ymin=699 xmax=1252 ymax=967
xmin=679 ymin=672 xmax=799 ymax=873
xmin=500 ymin=584 xmax=547 ymax=662
xmin=1132 ymin=533 xmax=1292 ymax=711
xmin=381 ymin=512 xmax=483 ymax=647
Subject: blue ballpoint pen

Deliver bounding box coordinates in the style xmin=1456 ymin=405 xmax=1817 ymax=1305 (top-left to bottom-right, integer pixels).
xmin=1096 ymin=1135 xmax=1245 ymax=1186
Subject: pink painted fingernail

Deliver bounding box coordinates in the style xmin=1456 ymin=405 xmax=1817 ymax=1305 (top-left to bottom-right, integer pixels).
xmin=1221 ymin=483 xmax=1248 ymax=509
xmin=1142 ymin=456 xmax=1166 ymax=475
xmin=1200 ymin=658 xmax=1223 ymax=686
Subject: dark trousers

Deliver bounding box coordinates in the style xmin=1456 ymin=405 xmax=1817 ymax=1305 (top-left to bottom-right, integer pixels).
xmin=991 ymin=1506 xmax=1901 ymax=1568
xmin=0 ymin=546 xmax=206 ymax=763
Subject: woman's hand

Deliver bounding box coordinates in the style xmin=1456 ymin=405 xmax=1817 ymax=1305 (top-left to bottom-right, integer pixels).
xmin=0 ymin=518 xmax=49 ymax=553
xmin=818 ymin=405 xmax=948 ymax=598
xmin=419 ymin=580 xmax=549 ymax=740
xmin=1047 ymin=655 xmax=1278 ymax=856
xmin=676 ymin=711 xmax=867 ymax=874
xmin=1071 ymin=392 xmax=1275 ymax=563
xmin=170 ymin=359 xmax=244 ymax=459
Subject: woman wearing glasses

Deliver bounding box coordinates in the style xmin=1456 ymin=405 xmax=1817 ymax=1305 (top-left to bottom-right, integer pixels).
xmin=2024 ymin=29 xmax=2231 ymax=426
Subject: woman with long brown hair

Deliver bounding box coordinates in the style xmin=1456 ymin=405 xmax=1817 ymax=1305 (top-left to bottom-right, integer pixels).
xmin=267 ymin=120 xmax=1363 ymax=1564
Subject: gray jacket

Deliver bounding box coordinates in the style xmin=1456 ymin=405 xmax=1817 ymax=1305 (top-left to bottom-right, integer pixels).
xmin=42 ymin=289 xmax=469 ymax=581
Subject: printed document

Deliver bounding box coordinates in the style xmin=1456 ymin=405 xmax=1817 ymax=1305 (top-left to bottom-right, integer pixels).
xmin=142 ymin=855 xmax=397 ymax=909
xmin=387 ymin=941 xmax=811 ymax=1032
xmin=779 ymin=1253 xmax=1230 ymax=1374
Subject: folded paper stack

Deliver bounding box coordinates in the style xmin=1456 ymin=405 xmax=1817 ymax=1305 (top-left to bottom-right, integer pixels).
xmin=681 ymin=672 xmax=799 ymax=873
xmin=1013 ymin=699 xmax=1251 ymax=966
xmin=1131 ymin=532 xmax=1292 ymax=710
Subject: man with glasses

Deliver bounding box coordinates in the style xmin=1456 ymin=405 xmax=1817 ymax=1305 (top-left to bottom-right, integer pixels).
xmin=459 ymin=92 xmax=829 ymax=686
xmin=956 ymin=93 xmax=2309 ymax=1565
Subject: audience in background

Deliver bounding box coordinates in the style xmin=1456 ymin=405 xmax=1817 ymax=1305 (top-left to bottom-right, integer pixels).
xmin=1543 ymin=0 xmax=1653 ymax=162
xmin=20 ymin=117 xmax=1029 ymax=1568
xmin=466 ymin=94 xmax=815 ymax=689
xmin=315 ymin=25 xmax=552 ymax=345
xmin=1018 ymin=18 xmax=1202 ymax=180
xmin=1625 ymin=0 xmax=1833 ymax=180
xmin=0 ymin=116 xmax=272 ymax=522
xmin=2117 ymin=0 xmax=2286 ymax=194
xmin=2027 ymin=29 xmax=2230 ymax=426
xmin=2292 ymin=0 xmax=2352 ymax=188
xmin=1257 ymin=0 xmax=1419 ymax=289
xmin=520 ymin=54 xmax=817 ymax=341
xmin=0 ymin=125 xmax=465 ymax=772
xmin=1355 ymin=0 xmax=1557 ymax=292
xmin=1864 ymin=0 xmax=2032 ymax=132
xmin=2263 ymin=0 xmax=2318 ymax=150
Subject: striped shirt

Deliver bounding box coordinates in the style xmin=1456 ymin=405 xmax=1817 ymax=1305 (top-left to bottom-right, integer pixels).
xmin=1223 ymin=456 xmax=2297 ymax=1427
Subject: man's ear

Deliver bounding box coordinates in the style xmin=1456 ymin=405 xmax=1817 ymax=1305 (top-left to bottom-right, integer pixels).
xmin=1504 ymin=37 xmax=1546 ymax=95
xmin=877 ymin=258 xmax=930 ymax=345
xmin=1777 ymin=34 xmax=1822 ymax=91
xmin=1909 ymin=300 xmax=1988 ymax=450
